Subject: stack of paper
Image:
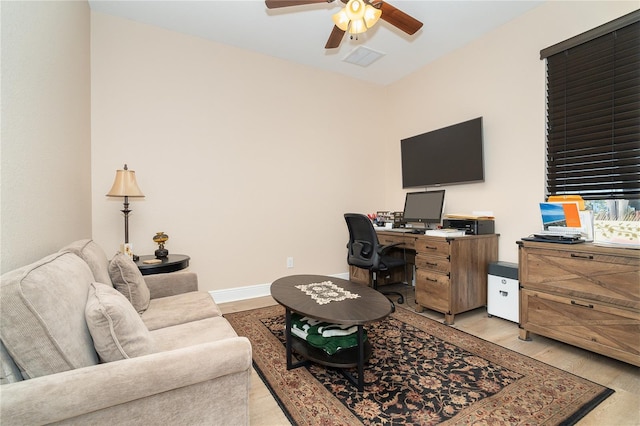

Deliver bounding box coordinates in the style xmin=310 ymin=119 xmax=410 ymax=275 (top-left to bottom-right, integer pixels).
xmin=425 ymin=229 xmax=467 ymax=237
xmin=444 ymin=213 xmax=495 ymax=220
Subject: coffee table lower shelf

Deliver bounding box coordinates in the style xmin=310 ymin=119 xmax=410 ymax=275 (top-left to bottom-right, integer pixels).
xmin=285 ymin=309 xmax=370 ymax=391
xmin=289 ymin=336 xmax=372 ymax=369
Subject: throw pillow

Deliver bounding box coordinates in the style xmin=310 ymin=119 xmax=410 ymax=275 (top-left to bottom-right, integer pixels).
xmin=108 ymin=253 xmax=150 ymax=314
xmin=85 ymin=282 xmax=155 ymax=362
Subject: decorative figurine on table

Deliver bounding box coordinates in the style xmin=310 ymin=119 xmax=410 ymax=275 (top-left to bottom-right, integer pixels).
xmin=153 ymin=232 xmax=169 ymax=258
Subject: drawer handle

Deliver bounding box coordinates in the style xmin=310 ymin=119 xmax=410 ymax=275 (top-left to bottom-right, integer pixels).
xmin=424 ymin=245 xmax=438 ymax=250
xmin=499 ymin=291 xmax=509 ymax=297
xmin=426 ymin=277 xmax=438 ymax=282
xmin=570 ymin=253 xmax=594 ymax=260
xmin=571 ymin=300 xmax=594 ymax=309
xmin=426 ymin=261 xmax=438 ymax=266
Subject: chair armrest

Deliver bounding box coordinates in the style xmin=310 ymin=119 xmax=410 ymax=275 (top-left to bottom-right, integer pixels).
xmin=144 ymin=271 xmax=198 ymax=299
xmin=0 ymin=337 xmax=251 ymax=425
xmin=378 ymin=242 xmax=403 ymax=255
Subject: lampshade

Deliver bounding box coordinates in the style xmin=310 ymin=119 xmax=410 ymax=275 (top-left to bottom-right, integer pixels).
xmin=106 ymin=165 xmax=145 ymax=198
xmin=363 ymin=4 xmax=381 ymax=28
xmin=332 ymin=0 xmax=381 ymax=35
xmin=345 ymin=0 xmax=365 ymax=21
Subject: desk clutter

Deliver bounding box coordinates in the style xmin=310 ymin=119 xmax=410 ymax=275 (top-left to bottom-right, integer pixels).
xmin=290 ymin=313 xmax=367 ymax=355
xmin=369 ymin=211 xmax=396 ymax=227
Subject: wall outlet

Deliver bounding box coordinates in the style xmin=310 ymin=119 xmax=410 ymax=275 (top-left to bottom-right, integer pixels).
xmin=286 ymin=257 xmax=294 ymax=268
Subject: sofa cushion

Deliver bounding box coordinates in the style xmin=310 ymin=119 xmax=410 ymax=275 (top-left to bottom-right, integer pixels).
xmin=85 ymin=282 xmax=155 ymax=362
xmin=109 ymin=253 xmax=150 ymax=314
xmin=60 ymin=239 xmax=112 ymax=286
xmin=150 ymin=316 xmax=239 ymax=352
xmin=0 ymin=252 xmax=99 ymax=379
xmin=0 ymin=339 xmax=23 ymax=384
xmin=141 ymin=292 xmax=222 ymax=331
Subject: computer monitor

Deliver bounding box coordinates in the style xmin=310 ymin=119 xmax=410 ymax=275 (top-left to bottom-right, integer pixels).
xmin=403 ymin=190 xmax=446 ymax=229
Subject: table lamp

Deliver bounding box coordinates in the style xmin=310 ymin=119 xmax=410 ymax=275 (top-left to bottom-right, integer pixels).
xmin=106 ymin=164 xmax=145 ymax=259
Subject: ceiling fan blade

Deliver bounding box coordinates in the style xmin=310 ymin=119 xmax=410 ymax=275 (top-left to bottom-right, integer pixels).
xmin=325 ymin=25 xmax=346 ymax=49
xmin=265 ymin=0 xmax=331 ymax=9
xmin=379 ymin=1 xmax=423 ymax=35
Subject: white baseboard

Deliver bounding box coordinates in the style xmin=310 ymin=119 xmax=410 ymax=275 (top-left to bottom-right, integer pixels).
xmin=209 ymin=272 xmax=350 ymax=303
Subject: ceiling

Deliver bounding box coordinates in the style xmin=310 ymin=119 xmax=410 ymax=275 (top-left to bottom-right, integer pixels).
xmin=88 ymin=0 xmax=543 ymax=86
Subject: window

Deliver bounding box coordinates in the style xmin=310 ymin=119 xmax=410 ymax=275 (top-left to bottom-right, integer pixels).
xmin=541 ymin=11 xmax=640 ymax=246
xmin=541 ymin=11 xmax=640 ymax=202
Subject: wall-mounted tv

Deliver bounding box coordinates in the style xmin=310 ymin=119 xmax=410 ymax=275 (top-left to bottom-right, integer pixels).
xmin=401 ymin=117 xmax=484 ymax=188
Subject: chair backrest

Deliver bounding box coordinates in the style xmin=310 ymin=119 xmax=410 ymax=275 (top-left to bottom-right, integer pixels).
xmin=344 ymin=213 xmax=382 ymax=271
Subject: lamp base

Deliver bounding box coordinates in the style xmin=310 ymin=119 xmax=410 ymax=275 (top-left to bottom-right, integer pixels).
xmin=155 ymin=248 xmax=169 ymax=259
xmin=121 ymin=243 xmax=140 ymax=261
xmin=121 ymin=243 xmax=134 ymax=259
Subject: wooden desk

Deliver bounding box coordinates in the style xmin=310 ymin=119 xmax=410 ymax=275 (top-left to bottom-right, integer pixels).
xmin=349 ymin=231 xmax=499 ymax=324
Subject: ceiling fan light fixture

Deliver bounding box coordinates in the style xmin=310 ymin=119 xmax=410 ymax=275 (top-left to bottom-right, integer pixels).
xmin=349 ymin=18 xmax=367 ymax=34
xmin=345 ymin=0 xmax=365 ymax=21
xmin=333 ymin=0 xmax=380 ymax=35
xmin=363 ymin=4 xmax=381 ymax=28
xmin=332 ymin=9 xmax=350 ymax=31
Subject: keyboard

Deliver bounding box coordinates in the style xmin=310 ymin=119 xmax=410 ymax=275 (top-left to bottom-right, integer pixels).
xmin=523 ymin=233 xmax=584 ymax=244
xmin=385 ymin=228 xmax=419 ymax=233
xmin=529 ymin=234 xmax=584 ymax=244
xmin=537 ymin=227 xmax=583 ymax=237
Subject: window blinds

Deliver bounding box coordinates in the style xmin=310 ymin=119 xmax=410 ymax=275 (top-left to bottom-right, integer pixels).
xmin=542 ymin=14 xmax=640 ymax=200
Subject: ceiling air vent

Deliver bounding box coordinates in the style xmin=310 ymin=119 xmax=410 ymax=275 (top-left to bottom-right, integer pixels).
xmin=342 ymin=46 xmax=385 ymax=67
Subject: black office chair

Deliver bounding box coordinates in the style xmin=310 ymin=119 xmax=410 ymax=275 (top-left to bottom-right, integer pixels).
xmin=344 ymin=213 xmax=406 ymax=311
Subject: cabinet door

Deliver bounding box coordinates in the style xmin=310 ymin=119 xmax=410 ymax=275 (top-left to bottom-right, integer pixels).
xmin=349 ymin=265 xmax=370 ymax=286
xmin=521 ymin=289 xmax=640 ymax=366
xmin=377 ymin=267 xmax=407 ymax=286
xmin=348 ymin=265 xmax=406 ymax=287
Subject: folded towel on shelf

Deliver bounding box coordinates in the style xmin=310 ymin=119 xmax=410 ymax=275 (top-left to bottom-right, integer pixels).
xmin=290 ymin=313 xmax=366 ymax=355
xmin=319 ymin=323 xmax=359 ymax=337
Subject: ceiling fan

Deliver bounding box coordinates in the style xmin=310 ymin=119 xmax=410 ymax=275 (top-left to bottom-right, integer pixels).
xmin=265 ymin=0 xmax=423 ymax=49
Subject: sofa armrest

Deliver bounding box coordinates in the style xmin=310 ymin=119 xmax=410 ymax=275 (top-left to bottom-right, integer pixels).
xmin=0 ymin=337 xmax=251 ymax=425
xmin=144 ymin=271 xmax=199 ymax=299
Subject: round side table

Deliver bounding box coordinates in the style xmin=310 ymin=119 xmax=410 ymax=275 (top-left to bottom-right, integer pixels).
xmin=135 ymin=254 xmax=190 ymax=275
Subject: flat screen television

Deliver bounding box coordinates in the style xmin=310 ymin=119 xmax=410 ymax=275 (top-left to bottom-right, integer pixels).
xmin=403 ymin=190 xmax=446 ymax=228
xmin=401 ymin=117 xmax=484 ymax=188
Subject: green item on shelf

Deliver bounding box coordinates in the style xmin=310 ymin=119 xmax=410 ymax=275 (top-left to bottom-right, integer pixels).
xmin=290 ymin=313 xmax=366 ymax=355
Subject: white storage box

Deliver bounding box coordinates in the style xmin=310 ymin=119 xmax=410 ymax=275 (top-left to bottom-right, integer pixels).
xmin=487 ymin=261 xmax=519 ymax=322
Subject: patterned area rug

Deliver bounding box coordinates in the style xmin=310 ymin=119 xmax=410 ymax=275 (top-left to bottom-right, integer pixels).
xmin=225 ymin=305 xmax=613 ymax=425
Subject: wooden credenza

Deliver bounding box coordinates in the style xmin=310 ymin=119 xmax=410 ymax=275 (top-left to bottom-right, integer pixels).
xmin=518 ymin=240 xmax=640 ymax=366
xmin=349 ymin=231 xmax=499 ymax=325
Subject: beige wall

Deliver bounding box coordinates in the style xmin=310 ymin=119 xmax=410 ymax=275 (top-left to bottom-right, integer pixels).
xmin=90 ymin=12 xmax=389 ymax=291
xmin=90 ymin=2 xmax=637 ymax=294
xmin=1 ymin=1 xmax=91 ymax=273
xmin=384 ymin=1 xmax=639 ymax=264
xmin=2 ymin=1 xmax=635 ymax=293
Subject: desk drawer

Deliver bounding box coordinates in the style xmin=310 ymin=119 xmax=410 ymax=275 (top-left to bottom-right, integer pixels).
xmin=520 ymin=246 xmax=640 ymax=309
xmin=521 ymin=289 xmax=640 ymax=366
xmin=416 ymin=254 xmax=451 ymax=274
xmin=415 ymin=238 xmax=451 ymax=257
xmin=378 ymin=234 xmax=416 ymax=250
xmin=416 ymin=270 xmax=450 ymax=313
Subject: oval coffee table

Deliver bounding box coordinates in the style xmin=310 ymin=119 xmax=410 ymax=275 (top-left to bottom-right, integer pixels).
xmin=270 ymin=274 xmax=392 ymax=391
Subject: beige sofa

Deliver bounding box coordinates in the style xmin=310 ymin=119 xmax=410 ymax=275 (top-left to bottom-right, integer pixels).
xmin=0 ymin=240 xmax=251 ymax=425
